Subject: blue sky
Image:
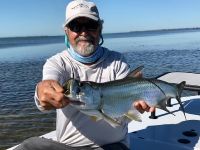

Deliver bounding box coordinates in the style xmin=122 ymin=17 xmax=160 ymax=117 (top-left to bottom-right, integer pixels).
xmin=0 ymin=0 xmax=200 ymax=37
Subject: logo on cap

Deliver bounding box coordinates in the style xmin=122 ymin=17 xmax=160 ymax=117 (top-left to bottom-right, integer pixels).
xmin=72 ymin=3 xmax=89 ymax=10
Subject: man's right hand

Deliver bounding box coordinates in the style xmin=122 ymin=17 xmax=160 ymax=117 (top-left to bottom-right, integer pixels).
xmin=37 ymin=80 xmax=70 ymax=110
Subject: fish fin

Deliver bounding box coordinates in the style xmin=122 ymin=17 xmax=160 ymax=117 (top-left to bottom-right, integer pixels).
xmin=128 ymin=65 xmax=144 ymax=78
xmin=157 ymin=98 xmax=175 ymax=116
xmin=80 ymin=109 xmax=103 ymax=122
xmin=81 ymin=109 xmax=120 ymax=127
xmin=90 ymin=116 xmax=101 ymax=122
xmin=177 ymin=81 xmax=186 ymax=97
xmin=100 ymin=111 xmax=122 ymax=128
xmin=176 ymin=96 xmax=187 ymax=120
xmin=176 ymin=81 xmax=187 ymax=120
xmin=124 ymin=109 xmax=142 ymax=122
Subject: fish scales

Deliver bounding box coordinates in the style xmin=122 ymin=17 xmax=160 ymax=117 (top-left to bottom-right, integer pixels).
xmin=63 ymin=76 xmax=186 ymax=127
xmin=94 ymin=78 xmax=166 ymax=118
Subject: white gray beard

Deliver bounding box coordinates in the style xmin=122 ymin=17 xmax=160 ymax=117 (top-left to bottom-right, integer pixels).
xmin=74 ymin=43 xmax=96 ymax=57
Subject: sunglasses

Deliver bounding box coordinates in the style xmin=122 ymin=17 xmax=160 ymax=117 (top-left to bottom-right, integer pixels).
xmin=67 ymin=19 xmax=99 ymax=33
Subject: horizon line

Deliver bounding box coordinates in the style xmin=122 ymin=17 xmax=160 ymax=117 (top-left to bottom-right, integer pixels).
xmin=1 ymin=27 xmax=200 ymax=39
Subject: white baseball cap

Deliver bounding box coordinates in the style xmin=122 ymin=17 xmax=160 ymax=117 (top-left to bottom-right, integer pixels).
xmin=64 ymin=0 xmax=100 ymax=26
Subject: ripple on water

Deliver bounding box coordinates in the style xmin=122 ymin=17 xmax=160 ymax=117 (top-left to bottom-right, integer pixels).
xmin=1 ymin=48 xmax=200 ymax=149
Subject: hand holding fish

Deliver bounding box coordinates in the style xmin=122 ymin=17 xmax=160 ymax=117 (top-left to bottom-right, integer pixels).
xmin=36 ymin=80 xmax=153 ymax=114
xmin=134 ymin=101 xmax=155 ymax=113
xmin=37 ymin=80 xmax=70 ymax=110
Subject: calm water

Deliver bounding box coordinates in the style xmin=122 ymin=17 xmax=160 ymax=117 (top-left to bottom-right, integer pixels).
xmin=1 ymin=30 xmax=200 ymax=149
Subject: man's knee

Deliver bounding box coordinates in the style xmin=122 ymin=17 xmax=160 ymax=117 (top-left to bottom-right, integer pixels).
xmin=14 ymin=137 xmax=45 ymax=150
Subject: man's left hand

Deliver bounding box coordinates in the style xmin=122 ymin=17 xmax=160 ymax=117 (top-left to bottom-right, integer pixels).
xmin=134 ymin=101 xmax=155 ymax=113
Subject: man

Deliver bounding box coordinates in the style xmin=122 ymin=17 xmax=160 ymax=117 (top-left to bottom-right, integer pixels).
xmin=15 ymin=0 xmax=154 ymax=149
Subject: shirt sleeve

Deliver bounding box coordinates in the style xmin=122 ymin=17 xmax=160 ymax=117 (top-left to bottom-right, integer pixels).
xmin=43 ymin=57 xmax=66 ymax=84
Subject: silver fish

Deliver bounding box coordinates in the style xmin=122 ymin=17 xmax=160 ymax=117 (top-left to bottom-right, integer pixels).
xmin=63 ymin=70 xmax=186 ymax=127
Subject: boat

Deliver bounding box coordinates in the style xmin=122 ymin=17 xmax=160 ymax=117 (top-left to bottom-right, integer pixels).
xmin=8 ymin=72 xmax=200 ymax=150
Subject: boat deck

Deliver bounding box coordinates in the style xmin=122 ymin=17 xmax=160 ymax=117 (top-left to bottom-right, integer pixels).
xmin=7 ymin=72 xmax=200 ymax=150
xmin=128 ymin=95 xmax=200 ymax=150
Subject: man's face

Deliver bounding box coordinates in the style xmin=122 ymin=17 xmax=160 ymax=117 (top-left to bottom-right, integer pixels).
xmin=65 ymin=17 xmax=101 ymax=57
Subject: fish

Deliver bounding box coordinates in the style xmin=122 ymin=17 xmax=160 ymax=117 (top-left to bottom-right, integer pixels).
xmin=63 ymin=67 xmax=186 ymax=127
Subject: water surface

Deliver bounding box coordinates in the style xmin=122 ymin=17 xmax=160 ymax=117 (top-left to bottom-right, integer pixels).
xmin=0 ymin=30 xmax=200 ymax=149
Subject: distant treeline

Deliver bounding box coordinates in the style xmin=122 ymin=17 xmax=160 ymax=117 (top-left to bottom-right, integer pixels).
xmin=103 ymin=27 xmax=200 ymax=38
xmin=0 ymin=36 xmax=64 ymax=49
xmin=1 ymin=27 xmax=200 ymax=49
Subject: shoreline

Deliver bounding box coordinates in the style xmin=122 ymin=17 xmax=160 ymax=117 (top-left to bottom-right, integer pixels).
xmin=1 ymin=27 xmax=200 ymax=39
xmin=1 ymin=27 xmax=200 ymax=49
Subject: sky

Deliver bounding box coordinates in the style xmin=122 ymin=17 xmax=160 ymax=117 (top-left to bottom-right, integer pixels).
xmin=0 ymin=0 xmax=200 ymax=37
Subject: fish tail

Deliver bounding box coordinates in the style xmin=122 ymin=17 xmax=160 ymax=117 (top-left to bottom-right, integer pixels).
xmin=158 ymin=98 xmax=176 ymax=116
xmin=177 ymin=81 xmax=186 ymax=97
xmin=176 ymin=81 xmax=187 ymax=120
